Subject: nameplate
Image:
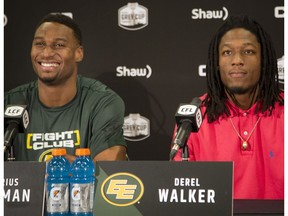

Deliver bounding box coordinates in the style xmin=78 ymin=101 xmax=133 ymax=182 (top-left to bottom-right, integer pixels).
xmin=4 ymin=161 xmax=46 ymax=216
xmin=94 ymin=161 xmax=233 ymax=216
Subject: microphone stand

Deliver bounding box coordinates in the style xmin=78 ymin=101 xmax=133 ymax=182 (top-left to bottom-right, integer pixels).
xmin=7 ymin=145 xmax=15 ymax=161
xmin=170 ymin=139 xmax=190 ymax=161
xmin=4 ymin=124 xmax=18 ymax=161
xmin=181 ymin=144 xmax=189 ymax=161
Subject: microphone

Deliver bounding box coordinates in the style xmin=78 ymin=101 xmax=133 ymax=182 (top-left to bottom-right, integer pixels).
xmin=4 ymin=105 xmax=29 ymax=152
xmin=170 ymin=97 xmax=202 ymax=161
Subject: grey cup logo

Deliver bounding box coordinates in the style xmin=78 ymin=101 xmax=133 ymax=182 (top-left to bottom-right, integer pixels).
xmin=51 ymin=12 xmax=73 ymax=19
xmin=277 ymin=56 xmax=284 ymax=90
xmin=118 ymin=2 xmax=148 ymax=30
xmin=123 ymin=114 xmax=150 ymax=141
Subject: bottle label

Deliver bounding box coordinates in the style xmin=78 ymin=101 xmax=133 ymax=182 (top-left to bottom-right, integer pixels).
xmin=46 ymin=183 xmax=69 ymax=213
xmin=70 ymin=182 xmax=95 ymax=213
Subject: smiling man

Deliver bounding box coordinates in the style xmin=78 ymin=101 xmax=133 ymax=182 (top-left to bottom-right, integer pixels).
xmin=171 ymin=15 xmax=284 ymax=200
xmin=5 ymin=13 xmax=127 ymax=163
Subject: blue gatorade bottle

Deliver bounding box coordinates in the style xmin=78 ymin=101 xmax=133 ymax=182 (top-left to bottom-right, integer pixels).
xmin=46 ymin=148 xmax=70 ymax=216
xmin=70 ymin=148 xmax=95 ymax=216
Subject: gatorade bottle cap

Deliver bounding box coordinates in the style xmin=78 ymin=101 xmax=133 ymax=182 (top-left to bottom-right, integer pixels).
xmin=52 ymin=148 xmax=67 ymax=156
xmin=76 ymin=148 xmax=91 ymax=156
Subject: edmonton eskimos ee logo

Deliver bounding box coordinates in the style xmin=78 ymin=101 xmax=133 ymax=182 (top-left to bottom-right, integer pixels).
xmin=101 ymin=172 xmax=144 ymax=207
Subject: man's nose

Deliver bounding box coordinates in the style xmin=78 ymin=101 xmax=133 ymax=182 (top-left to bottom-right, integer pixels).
xmin=43 ymin=45 xmax=55 ymax=57
xmin=231 ymin=53 xmax=244 ymax=66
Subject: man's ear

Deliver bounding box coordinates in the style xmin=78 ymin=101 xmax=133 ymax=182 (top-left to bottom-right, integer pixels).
xmin=75 ymin=46 xmax=84 ymax=62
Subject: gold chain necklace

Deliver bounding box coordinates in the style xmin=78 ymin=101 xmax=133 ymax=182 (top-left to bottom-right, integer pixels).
xmin=229 ymin=116 xmax=261 ymax=150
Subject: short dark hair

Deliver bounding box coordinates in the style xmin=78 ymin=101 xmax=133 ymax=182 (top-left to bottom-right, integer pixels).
xmin=35 ymin=13 xmax=82 ymax=45
xmin=204 ymin=15 xmax=283 ymax=123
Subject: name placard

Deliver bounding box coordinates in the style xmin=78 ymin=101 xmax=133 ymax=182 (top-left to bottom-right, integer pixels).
xmin=4 ymin=161 xmax=46 ymax=216
xmin=94 ymin=161 xmax=233 ymax=216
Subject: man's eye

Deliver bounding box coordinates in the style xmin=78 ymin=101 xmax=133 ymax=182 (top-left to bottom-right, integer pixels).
xmin=54 ymin=43 xmax=64 ymax=48
xmin=222 ymin=50 xmax=231 ymax=56
xmin=34 ymin=42 xmax=45 ymax=47
xmin=244 ymin=50 xmax=255 ymax=55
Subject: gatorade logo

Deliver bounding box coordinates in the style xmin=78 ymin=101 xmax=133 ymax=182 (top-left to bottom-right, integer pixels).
xmin=71 ymin=186 xmax=81 ymax=201
xmin=50 ymin=187 xmax=62 ymax=201
xmin=101 ymin=172 xmax=144 ymax=207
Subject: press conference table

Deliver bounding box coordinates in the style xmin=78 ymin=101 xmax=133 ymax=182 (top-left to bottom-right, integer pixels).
xmin=233 ymin=199 xmax=284 ymax=215
xmin=4 ymin=161 xmax=284 ymax=216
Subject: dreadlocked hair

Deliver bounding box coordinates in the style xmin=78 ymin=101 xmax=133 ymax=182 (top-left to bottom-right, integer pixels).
xmin=203 ymin=15 xmax=284 ymax=123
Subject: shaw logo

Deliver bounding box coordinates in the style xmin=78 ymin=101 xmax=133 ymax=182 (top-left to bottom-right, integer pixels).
xmin=198 ymin=64 xmax=206 ymax=77
xmin=123 ymin=113 xmax=150 ymax=141
xmin=4 ymin=14 xmax=7 ymax=27
xmin=116 ymin=65 xmax=152 ymax=78
xmin=191 ymin=7 xmax=228 ymax=20
xmin=101 ymin=172 xmax=144 ymax=207
xmin=275 ymin=6 xmax=284 ymax=18
xmin=118 ymin=2 xmax=148 ymax=30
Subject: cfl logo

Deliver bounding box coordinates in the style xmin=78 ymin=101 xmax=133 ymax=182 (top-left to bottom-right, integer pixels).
xmin=178 ymin=105 xmax=197 ymax=115
xmin=5 ymin=106 xmax=24 ymax=116
xmin=101 ymin=172 xmax=144 ymax=207
xmin=22 ymin=110 xmax=29 ymax=129
xmin=5 ymin=105 xmax=29 ymax=129
xmin=196 ymin=109 xmax=203 ymax=128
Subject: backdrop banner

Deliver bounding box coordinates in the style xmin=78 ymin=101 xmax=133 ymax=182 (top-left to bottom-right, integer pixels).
xmin=4 ymin=0 xmax=284 ymax=160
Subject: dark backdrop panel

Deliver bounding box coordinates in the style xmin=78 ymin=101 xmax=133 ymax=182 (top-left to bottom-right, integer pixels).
xmin=4 ymin=0 xmax=284 ymax=160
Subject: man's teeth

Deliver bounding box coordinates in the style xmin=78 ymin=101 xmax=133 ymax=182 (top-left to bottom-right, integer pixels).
xmin=41 ymin=63 xmax=59 ymax=67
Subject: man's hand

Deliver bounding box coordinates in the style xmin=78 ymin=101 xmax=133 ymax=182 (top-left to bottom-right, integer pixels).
xmin=93 ymin=145 xmax=127 ymax=163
